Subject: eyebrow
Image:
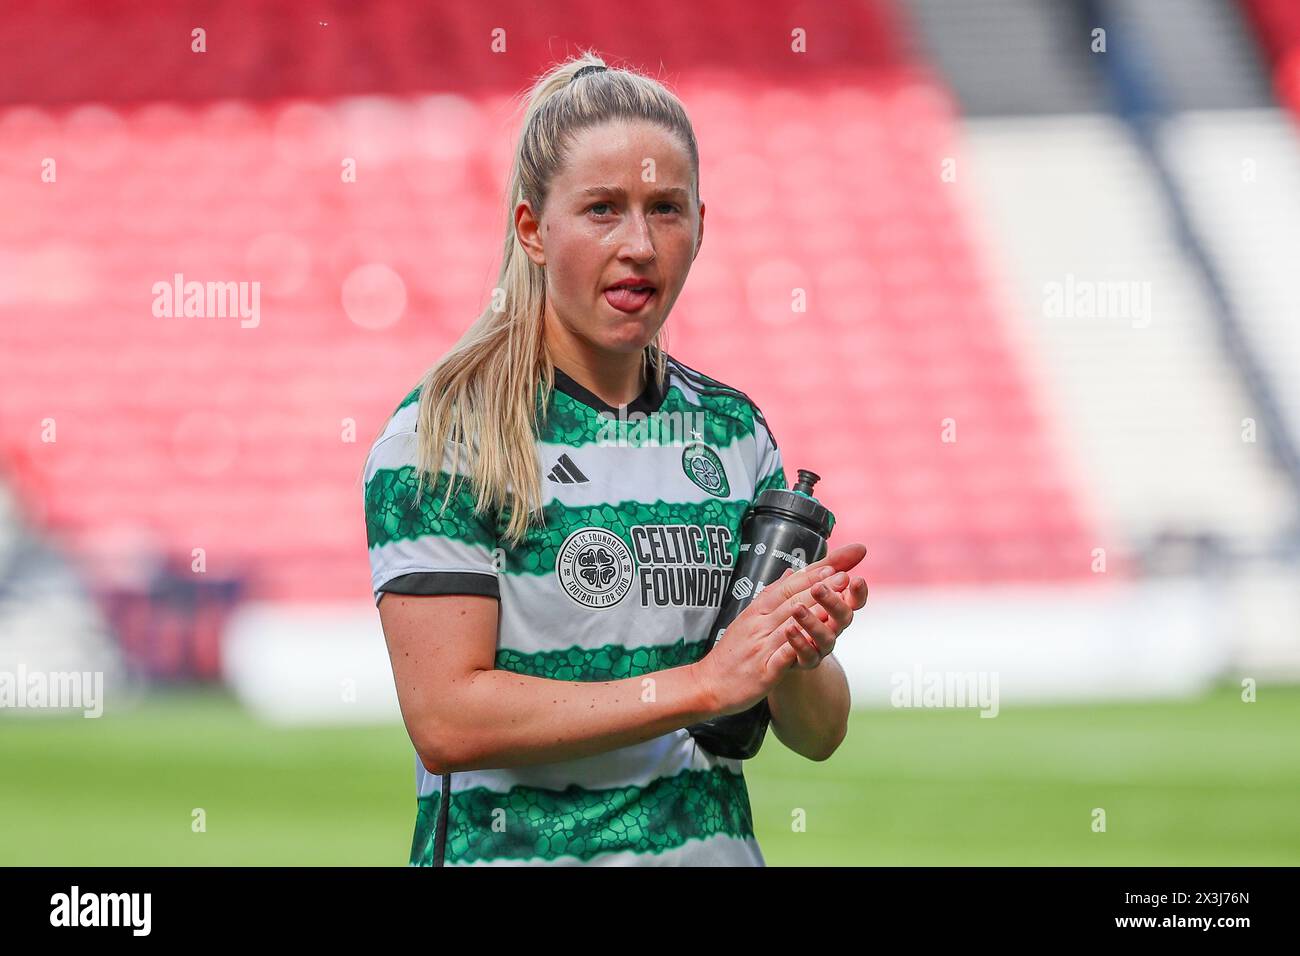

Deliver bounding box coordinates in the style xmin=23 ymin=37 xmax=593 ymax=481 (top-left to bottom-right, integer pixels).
xmin=580 ymin=185 xmax=690 ymax=201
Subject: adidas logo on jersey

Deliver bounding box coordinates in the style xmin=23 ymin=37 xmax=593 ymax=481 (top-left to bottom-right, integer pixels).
xmin=547 ymin=453 xmax=589 ymax=484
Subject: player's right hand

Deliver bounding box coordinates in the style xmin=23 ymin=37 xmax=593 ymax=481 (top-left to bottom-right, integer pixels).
xmin=689 ymin=542 xmax=867 ymax=717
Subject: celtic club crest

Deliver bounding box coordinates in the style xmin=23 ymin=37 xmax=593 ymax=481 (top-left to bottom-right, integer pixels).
xmin=681 ymin=442 xmax=730 ymax=498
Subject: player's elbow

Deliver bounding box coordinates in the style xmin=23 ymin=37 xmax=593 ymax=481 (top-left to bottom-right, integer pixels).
xmin=412 ymin=718 xmax=481 ymax=776
xmin=807 ymin=721 xmax=848 ymax=762
xmin=414 ymin=734 xmax=465 ymax=776
xmin=415 ymin=743 xmax=454 ymax=777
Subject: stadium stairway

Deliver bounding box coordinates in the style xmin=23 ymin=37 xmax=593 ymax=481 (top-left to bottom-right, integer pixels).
xmin=1101 ymin=0 xmax=1275 ymax=112
xmin=903 ymin=0 xmax=1300 ymax=559
xmin=1161 ymin=112 xmax=1300 ymax=514
xmin=901 ymin=0 xmax=1109 ymax=116
xmin=959 ymin=114 xmax=1297 ymax=552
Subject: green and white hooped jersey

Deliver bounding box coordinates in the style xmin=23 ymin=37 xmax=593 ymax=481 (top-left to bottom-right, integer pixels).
xmin=363 ymin=352 xmax=787 ymax=866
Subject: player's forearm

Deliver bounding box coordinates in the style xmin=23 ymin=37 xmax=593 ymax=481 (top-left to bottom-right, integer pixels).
xmin=767 ymin=654 xmax=850 ymax=761
xmin=423 ymin=664 xmax=718 ymax=773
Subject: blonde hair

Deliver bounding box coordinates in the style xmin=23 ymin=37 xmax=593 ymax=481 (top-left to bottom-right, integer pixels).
xmin=377 ymin=52 xmax=700 ymax=545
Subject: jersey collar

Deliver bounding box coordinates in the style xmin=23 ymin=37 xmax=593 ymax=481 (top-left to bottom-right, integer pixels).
xmin=549 ymin=357 xmax=668 ymax=416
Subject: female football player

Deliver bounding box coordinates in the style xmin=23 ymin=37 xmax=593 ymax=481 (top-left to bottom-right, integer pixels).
xmin=364 ymin=53 xmax=868 ymax=866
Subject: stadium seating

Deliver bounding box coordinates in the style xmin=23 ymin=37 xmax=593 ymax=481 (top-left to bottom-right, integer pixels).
xmin=0 ymin=66 xmax=1106 ymax=602
xmin=1240 ymin=0 xmax=1300 ymax=117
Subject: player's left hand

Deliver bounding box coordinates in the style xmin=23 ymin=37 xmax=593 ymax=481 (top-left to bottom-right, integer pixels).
xmin=772 ymin=565 xmax=868 ymax=670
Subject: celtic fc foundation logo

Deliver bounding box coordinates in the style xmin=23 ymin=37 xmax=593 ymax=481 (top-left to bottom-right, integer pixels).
xmin=681 ymin=442 xmax=729 ymax=498
xmin=556 ymin=527 xmax=635 ymax=609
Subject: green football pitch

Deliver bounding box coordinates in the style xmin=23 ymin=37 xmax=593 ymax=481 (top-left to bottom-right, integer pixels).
xmin=1 ymin=682 xmax=1296 ymax=865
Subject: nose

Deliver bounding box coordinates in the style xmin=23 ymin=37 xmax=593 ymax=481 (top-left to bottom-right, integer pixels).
xmin=617 ymin=211 xmax=656 ymax=262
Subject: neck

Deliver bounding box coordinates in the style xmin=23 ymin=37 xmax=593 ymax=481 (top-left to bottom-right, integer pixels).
xmin=544 ymin=312 xmax=650 ymax=408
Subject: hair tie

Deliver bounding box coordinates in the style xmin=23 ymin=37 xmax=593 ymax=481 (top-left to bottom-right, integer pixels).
xmin=573 ymin=64 xmax=608 ymax=80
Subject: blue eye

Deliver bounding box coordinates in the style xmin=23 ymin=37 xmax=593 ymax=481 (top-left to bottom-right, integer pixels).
xmin=587 ymin=201 xmax=681 ymax=217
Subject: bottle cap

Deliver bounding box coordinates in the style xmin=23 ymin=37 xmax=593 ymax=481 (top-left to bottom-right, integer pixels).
xmin=752 ymin=468 xmax=835 ymax=538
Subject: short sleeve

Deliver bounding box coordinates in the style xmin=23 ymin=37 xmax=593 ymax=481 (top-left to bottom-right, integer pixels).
xmin=753 ymin=404 xmax=787 ymax=496
xmin=363 ymin=430 xmax=500 ymax=607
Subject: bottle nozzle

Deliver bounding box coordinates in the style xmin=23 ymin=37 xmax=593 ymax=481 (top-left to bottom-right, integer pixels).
xmin=793 ymin=469 xmax=820 ymax=496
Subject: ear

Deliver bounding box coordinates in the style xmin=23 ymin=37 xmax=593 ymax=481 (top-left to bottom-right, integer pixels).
xmin=692 ymin=200 xmax=705 ymax=262
xmin=515 ymin=200 xmax=546 ymax=267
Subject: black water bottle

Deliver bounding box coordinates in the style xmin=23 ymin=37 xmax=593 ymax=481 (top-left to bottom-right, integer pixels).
xmin=687 ymin=469 xmax=836 ymax=760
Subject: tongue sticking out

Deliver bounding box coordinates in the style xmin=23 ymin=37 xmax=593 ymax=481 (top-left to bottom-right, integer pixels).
xmin=604 ymin=287 xmax=655 ymax=312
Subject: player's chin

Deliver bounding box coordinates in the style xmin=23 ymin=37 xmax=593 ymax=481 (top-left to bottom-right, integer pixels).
xmin=600 ymin=332 xmax=658 ymax=356
xmin=597 ymin=311 xmax=663 ymax=350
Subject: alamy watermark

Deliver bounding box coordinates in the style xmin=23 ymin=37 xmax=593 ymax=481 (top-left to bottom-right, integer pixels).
xmin=889 ymin=665 xmax=999 ymax=717
xmin=1043 ymin=273 xmax=1152 ymax=329
xmin=152 ymin=272 xmax=260 ymax=328
xmin=0 ymin=664 xmax=103 ymax=717
xmin=595 ymin=407 xmax=709 ymax=447
xmin=50 ymin=886 xmax=150 ymax=936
